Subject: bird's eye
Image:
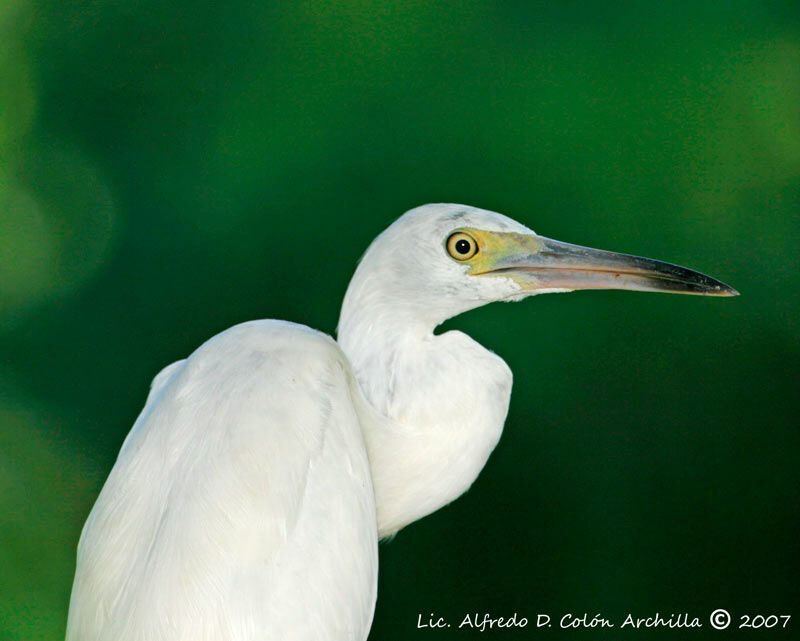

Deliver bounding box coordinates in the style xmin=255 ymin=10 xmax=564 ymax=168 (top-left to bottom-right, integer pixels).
xmin=446 ymin=232 xmax=478 ymax=261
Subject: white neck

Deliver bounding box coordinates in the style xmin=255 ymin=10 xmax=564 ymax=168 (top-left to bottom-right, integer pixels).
xmin=338 ymin=290 xmax=513 ymax=537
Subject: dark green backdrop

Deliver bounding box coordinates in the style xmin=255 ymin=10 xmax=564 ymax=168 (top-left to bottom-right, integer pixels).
xmin=1 ymin=1 xmax=798 ymax=639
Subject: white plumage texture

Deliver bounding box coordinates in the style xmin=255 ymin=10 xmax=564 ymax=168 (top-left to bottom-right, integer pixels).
xmin=66 ymin=204 xmax=734 ymax=641
xmin=68 ymin=323 xmax=377 ymax=641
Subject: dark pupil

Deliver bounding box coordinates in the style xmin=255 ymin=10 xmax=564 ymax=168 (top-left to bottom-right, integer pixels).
xmin=455 ymin=239 xmax=471 ymax=255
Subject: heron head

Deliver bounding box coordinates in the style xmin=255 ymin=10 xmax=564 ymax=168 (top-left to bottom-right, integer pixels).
xmin=340 ymin=203 xmax=737 ymax=332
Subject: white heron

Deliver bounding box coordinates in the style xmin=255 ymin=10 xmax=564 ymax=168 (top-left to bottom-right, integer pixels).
xmin=66 ymin=204 xmax=736 ymax=641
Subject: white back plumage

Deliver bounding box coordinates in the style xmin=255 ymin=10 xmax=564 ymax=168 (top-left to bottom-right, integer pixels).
xmin=67 ymin=321 xmax=378 ymax=641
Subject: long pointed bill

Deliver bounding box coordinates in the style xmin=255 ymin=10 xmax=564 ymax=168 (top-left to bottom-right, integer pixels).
xmin=466 ymin=230 xmax=738 ymax=296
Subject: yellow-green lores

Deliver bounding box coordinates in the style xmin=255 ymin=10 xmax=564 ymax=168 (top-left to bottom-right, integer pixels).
xmin=445 ymin=228 xmax=545 ymax=275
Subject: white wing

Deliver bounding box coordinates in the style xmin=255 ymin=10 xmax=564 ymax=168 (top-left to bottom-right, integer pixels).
xmin=66 ymin=320 xmax=378 ymax=641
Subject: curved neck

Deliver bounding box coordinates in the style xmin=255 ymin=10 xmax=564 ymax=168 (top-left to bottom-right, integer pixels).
xmin=338 ymin=304 xmax=512 ymax=537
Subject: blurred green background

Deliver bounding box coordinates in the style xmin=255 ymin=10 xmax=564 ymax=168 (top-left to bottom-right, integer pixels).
xmin=1 ymin=1 xmax=798 ymax=639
